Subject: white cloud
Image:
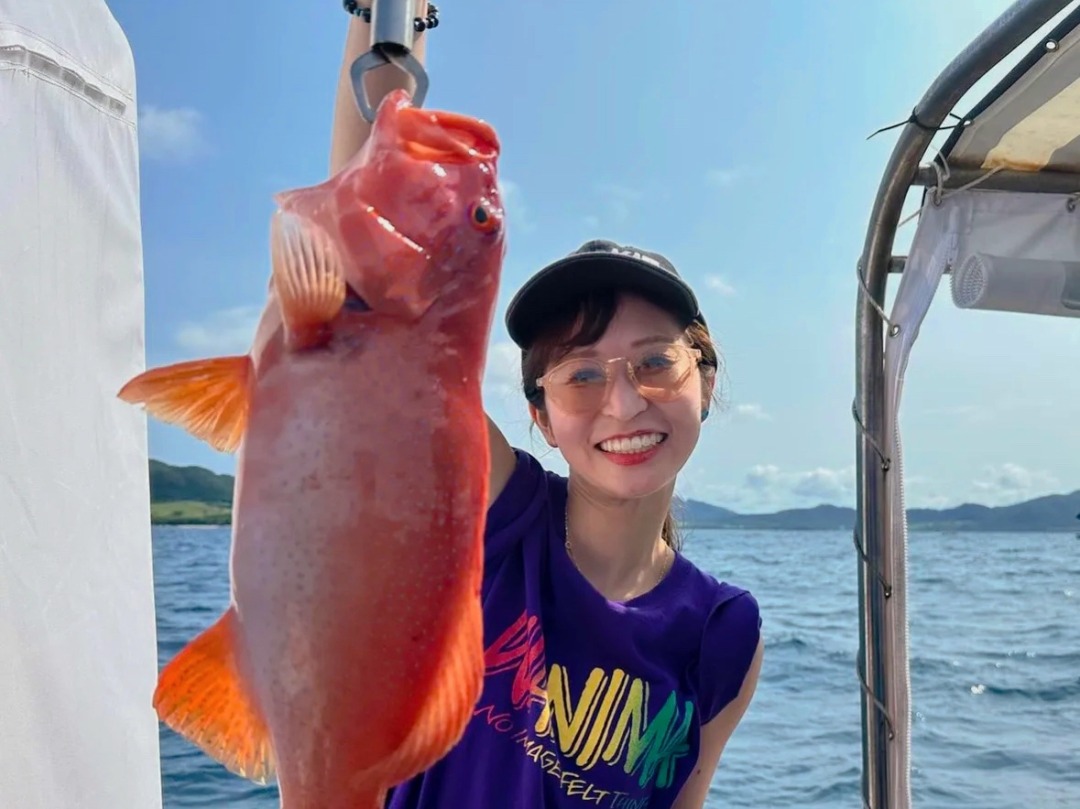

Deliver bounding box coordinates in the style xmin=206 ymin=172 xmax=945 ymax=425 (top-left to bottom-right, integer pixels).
xmin=971 ymin=462 xmax=1059 ymax=505
xmin=138 ymin=105 xmax=208 ymax=162
xmin=745 ymin=463 xmax=781 ymax=491
xmin=705 ymin=168 xmax=743 ymax=188
xmin=705 ymin=275 xmax=736 ymax=296
xmin=731 ymin=403 xmax=769 ymax=420
xmin=739 ymin=463 xmax=855 ymax=508
xmin=791 ymin=467 xmax=853 ymax=501
xmin=175 ymin=305 xmax=261 ymax=354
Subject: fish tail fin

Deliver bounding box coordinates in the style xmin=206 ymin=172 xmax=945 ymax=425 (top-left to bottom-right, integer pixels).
xmin=117 ymin=355 xmax=253 ymax=453
xmin=154 ymin=606 xmax=277 ymax=785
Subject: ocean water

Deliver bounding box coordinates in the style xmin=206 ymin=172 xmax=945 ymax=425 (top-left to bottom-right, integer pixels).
xmin=152 ymin=526 xmax=1080 ymax=808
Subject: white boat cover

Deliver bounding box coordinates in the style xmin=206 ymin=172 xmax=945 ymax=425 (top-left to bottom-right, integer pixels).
xmin=0 ymin=2 xmax=163 ymax=807
xmin=947 ymin=15 xmax=1080 ymax=173
xmin=883 ymin=184 xmax=1080 ymax=808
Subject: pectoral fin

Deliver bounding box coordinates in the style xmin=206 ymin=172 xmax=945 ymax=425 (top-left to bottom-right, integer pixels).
xmin=270 ymin=211 xmax=347 ymax=350
xmin=117 ymin=356 xmax=253 ymax=452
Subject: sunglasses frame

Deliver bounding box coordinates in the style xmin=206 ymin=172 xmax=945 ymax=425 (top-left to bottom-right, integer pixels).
xmin=535 ymin=344 xmax=703 ymax=412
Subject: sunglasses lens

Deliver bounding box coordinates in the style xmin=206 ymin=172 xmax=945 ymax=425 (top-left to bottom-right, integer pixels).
xmin=632 ymin=347 xmax=695 ymax=401
xmin=544 ymin=359 xmax=608 ymax=412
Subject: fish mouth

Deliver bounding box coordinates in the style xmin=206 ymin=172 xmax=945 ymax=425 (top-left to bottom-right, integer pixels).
xmin=398 ymin=107 xmax=500 ymax=164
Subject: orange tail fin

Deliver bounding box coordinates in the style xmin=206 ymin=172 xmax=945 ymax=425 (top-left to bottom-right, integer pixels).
xmin=154 ymin=607 xmax=276 ymax=785
xmin=118 ymin=355 xmax=253 ymax=452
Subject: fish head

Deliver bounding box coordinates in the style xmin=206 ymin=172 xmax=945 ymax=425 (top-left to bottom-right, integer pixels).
xmin=275 ymin=89 xmax=506 ymax=326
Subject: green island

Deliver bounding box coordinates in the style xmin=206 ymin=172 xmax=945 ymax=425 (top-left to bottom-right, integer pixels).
xmin=150 ymin=460 xmax=235 ymax=525
xmin=149 ymin=459 xmax=1080 ymax=532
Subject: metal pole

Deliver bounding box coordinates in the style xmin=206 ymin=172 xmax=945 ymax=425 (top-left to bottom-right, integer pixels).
xmin=370 ymin=0 xmax=419 ymax=54
xmin=853 ymin=2 xmax=1071 ymax=807
xmin=911 ymin=165 xmax=1080 ymax=194
xmin=349 ymin=0 xmax=435 ymax=122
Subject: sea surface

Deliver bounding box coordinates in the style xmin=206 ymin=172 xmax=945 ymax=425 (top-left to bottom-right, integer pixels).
xmin=152 ymin=526 xmax=1079 ymax=808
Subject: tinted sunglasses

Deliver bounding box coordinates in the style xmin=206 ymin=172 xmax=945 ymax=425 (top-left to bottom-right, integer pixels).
xmin=535 ymin=343 xmax=703 ymax=414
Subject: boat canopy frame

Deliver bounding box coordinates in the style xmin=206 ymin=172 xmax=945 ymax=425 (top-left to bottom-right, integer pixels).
xmin=853 ymin=1 xmax=1080 ymax=807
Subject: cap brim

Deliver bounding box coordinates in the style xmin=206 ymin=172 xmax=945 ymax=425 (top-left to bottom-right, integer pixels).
xmin=505 ymin=254 xmax=702 ymax=347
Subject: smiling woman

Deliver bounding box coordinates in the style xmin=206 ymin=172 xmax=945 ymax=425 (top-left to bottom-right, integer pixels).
xmin=328 ymin=6 xmax=763 ymax=809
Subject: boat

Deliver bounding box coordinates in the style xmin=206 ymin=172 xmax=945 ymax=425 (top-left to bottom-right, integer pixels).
xmin=854 ymin=1 xmax=1080 ymax=807
xmin=4 ymin=1 xmax=1079 ymax=808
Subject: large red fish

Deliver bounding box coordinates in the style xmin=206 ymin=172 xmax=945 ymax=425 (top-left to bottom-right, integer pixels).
xmin=119 ymin=89 xmax=505 ymax=809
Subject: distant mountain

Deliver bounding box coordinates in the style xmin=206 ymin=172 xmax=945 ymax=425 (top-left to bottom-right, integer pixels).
xmin=677 ymin=499 xmax=859 ymax=530
xmin=150 ymin=459 xmax=234 ymax=503
xmin=147 ymin=460 xmax=1080 ymax=532
xmin=678 ymin=491 xmax=1080 ymax=532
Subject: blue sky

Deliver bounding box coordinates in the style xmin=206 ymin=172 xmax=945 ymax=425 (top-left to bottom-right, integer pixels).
xmin=108 ymin=0 xmax=1080 ymax=513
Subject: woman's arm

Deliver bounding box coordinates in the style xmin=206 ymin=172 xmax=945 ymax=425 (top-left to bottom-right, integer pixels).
xmin=671 ymin=637 xmax=764 ymax=809
xmin=329 ymin=5 xmax=429 ymax=174
xmin=327 ymin=6 xmax=517 ymax=506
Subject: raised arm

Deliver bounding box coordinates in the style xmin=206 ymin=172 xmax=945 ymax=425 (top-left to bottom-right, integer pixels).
xmin=328 ymin=8 xmax=429 ymax=174
xmin=328 ymin=6 xmax=517 ymax=506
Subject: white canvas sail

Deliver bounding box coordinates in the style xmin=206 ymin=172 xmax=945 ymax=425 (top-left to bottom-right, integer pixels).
xmin=0 ymin=1 xmax=163 ymax=807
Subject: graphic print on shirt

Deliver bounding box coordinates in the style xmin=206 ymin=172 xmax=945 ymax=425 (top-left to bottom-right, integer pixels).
xmin=474 ymin=609 xmax=695 ymax=808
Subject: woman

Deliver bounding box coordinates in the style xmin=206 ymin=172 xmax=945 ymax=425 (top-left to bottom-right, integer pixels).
xmin=331 ymin=8 xmax=764 ymax=809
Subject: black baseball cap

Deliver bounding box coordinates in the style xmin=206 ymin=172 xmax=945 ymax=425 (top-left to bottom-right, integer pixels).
xmin=504 ymin=239 xmax=705 ymax=348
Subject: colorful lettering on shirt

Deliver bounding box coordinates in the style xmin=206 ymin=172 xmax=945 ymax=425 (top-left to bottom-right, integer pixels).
xmin=478 ymin=609 xmax=695 ymax=799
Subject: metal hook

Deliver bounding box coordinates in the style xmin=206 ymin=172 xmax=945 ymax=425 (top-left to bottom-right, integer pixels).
xmin=349 ymin=0 xmax=432 ymax=123
xmin=350 ymin=46 xmax=430 ymax=122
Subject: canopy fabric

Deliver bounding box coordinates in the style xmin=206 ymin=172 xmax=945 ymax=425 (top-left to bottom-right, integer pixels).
xmin=0 ymin=1 xmax=163 ymax=807
xmin=942 ymin=7 xmax=1080 ymax=174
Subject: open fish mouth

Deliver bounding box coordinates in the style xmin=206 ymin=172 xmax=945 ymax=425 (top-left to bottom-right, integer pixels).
xmin=398 ymin=107 xmax=499 ymax=164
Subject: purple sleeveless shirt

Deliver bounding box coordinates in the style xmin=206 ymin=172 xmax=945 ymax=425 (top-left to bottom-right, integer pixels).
xmin=386 ymin=449 xmax=761 ymax=809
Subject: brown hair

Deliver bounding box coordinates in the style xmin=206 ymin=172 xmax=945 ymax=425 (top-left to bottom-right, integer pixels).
xmin=520 ymin=287 xmax=724 ymax=552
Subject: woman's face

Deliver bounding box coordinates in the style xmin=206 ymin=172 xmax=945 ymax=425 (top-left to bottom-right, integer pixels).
xmin=532 ymin=293 xmax=712 ymax=502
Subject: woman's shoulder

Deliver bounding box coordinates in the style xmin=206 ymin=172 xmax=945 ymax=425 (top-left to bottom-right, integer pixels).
xmin=487 ymin=447 xmax=564 ymax=517
xmin=672 ymin=552 xmax=758 ymax=621
xmin=673 ymin=555 xmax=761 ymax=657
xmin=673 ymin=558 xmax=761 ymax=722
xmin=483 ymin=447 xmax=565 ymax=556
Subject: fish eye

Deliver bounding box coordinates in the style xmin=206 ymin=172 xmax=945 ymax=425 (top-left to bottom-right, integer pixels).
xmin=469 ymin=199 xmax=499 ymax=233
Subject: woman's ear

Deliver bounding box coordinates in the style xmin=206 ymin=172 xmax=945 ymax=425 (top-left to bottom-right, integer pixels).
xmin=701 ymin=371 xmax=717 ymax=418
xmin=529 ymin=403 xmax=558 ymax=447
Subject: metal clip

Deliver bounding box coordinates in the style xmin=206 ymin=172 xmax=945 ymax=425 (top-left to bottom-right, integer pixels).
xmin=350 ymin=0 xmax=430 ymax=122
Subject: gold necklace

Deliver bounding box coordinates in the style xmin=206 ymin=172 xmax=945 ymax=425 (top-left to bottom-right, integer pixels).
xmin=563 ymin=509 xmax=673 ymax=588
